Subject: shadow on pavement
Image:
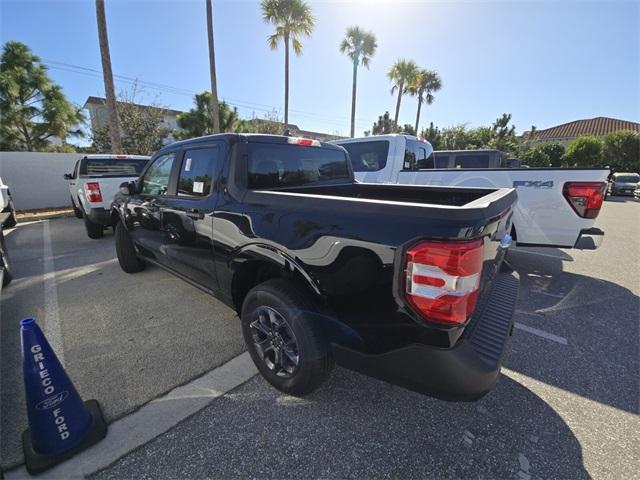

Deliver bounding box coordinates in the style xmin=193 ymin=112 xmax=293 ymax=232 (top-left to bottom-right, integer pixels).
xmin=506 ymin=248 xmax=639 ymax=414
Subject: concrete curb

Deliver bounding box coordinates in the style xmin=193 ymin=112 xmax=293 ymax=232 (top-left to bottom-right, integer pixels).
xmin=17 ymin=211 xmax=74 ymax=223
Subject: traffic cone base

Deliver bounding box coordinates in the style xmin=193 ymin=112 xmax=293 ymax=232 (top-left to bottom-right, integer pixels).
xmin=22 ymin=399 xmax=107 ymax=475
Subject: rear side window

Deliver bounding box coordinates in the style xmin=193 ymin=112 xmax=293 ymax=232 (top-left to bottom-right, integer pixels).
xmin=341 ymin=141 xmax=389 ymax=172
xmin=178 ymin=147 xmax=217 ymax=197
xmin=247 ymin=143 xmax=350 ymax=190
xmin=454 ymin=154 xmax=490 ymax=169
xmin=434 ymin=153 xmax=450 ymax=168
xmin=81 ymin=158 xmax=148 ymax=177
xmin=141 ymin=153 xmax=175 ymax=195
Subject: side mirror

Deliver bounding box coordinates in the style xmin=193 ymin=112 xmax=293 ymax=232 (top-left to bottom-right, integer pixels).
xmin=119 ymin=181 xmax=136 ymax=196
xmin=64 ymin=173 xmax=73 ymax=180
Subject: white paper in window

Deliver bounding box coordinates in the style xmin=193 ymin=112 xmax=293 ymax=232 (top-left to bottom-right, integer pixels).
xmin=193 ymin=181 xmax=204 ymax=193
xmin=185 ymin=158 xmax=192 ymax=172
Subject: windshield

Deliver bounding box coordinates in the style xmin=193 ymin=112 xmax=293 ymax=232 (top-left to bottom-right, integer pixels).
xmin=247 ymin=143 xmax=350 ymax=189
xmin=614 ymin=175 xmax=639 ymax=183
xmin=81 ymin=158 xmax=149 ymax=177
xmin=341 ymin=140 xmax=389 ymax=172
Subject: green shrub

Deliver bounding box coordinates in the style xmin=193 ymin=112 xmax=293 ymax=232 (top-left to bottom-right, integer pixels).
xmin=602 ymin=130 xmax=639 ymax=173
xmin=564 ymin=135 xmax=602 ymax=167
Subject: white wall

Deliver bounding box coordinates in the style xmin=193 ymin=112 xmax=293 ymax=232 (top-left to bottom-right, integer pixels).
xmin=0 ymin=152 xmax=82 ymax=211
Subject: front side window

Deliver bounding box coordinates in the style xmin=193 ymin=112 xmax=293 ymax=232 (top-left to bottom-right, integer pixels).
xmin=341 ymin=141 xmax=390 ymax=172
xmin=247 ymin=143 xmax=350 ymax=190
xmin=178 ymin=147 xmax=217 ymax=197
xmin=454 ymin=154 xmax=490 ymax=169
xmin=141 ymin=153 xmax=175 ymax=195
xmin=404 ymin=140 xmax=432 ymax=170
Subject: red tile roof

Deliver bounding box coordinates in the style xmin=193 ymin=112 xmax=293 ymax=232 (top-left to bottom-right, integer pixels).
xmin=525 ymin=117 xmax=640 ymax=140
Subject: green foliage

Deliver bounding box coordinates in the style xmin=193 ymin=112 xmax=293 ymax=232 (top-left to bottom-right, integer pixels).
xmin=92 ymin=88 xmax=168 ymax=155
xmin=602 ymin=130 xmax=639 ymax=173
xmin=0 ymin=41 xmax=85 ymax=151
xmin=371 ymin=111 xmax=397 ymax=135
xmin=521 ymin=142 xmax=566 ymax=167
xmin=261 ymin=0 xmax=315 ymax=55
xmin=339 ymin=26 xmax=377 ymax=68
xmin=388 ymin=59 xmax=419 ymax=95
xmin=421 ymin=122 xmax=441 ymax=150
xmin=564 ymin=135 xmax=603 ymax=167
xmin=488 ymin=113 xmax=517 ymax=153
xmin=173 ymin=92 xmax=239 ymax=140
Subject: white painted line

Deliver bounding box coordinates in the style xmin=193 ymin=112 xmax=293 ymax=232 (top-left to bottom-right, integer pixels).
xmin=6 ymin=352 xmax=257 ymax=479
xmin=510 ymin=249 xmax=570 ymax=260
xmin=42 ymin=220 xmax=65 ymax=365
xmin=514 ymin=322 xmax=568 ymax=345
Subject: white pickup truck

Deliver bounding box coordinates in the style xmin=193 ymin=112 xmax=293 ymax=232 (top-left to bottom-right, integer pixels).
xmin=65 ymin=154 xmax=150 ymax=238
xmin=333 ymin=134 xmax=609 ymax=249
xmin=0 ymin=176 xmax=17 ymax=228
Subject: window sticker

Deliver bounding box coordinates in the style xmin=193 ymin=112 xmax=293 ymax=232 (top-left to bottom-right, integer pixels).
xmin=185 ymin=158 xmax=192 ymax=172
xmin=193 ymin=181 xmax=204 ymax=193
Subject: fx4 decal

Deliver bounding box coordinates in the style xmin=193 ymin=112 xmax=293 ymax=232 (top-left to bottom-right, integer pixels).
xmin=513 ymin=180 xmax=554 ymax=189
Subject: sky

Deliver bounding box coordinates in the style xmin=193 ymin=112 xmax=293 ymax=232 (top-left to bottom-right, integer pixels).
xmin=1 ymin=0 xmax=638 ymax=139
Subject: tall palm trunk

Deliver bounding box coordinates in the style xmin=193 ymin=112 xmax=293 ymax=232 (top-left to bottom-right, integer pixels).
xmin=394 ymin=82 xmax=403 ymax=125
xmin=206 ymin=0 xmax=220 ymax=133
xmin=350 ymin=58 xmax=358 ymax=138
xmin=284 ymin=32 xmax=290 ymax=130
xmin=95 ymin=0 xmax=122 ymax=153
xmin=414 ymin=92 xmax=423 ymax=134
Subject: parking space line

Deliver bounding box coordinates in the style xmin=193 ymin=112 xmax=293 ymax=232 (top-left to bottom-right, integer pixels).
xmin=5 ymin=351 xmax=257 ymax=479
xmin=510 ymin=249 xmax=571 ymax=260
xmin=514 ymin=322 xmax=568 ymax=345
xmin=42 ymin=220 xmax=65 ymax=365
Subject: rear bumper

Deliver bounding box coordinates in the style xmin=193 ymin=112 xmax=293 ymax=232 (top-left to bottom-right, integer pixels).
xmin=85 ymin=207 xmax=111 ymax=226
xmin=574 ymin=227 xmax=604 ymax=250
xmin=332 ymin=268 xmax=519 ymax=401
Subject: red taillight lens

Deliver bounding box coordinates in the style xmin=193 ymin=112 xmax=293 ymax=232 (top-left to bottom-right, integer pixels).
xmin=84 ymin=182 xmax=102 ymax=203
xmin=563 ymin=182 xmax=606 ymax=219
xmin=404 ymin=240 xmax=484 ymax=325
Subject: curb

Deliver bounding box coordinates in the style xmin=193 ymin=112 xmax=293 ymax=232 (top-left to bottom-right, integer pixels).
xmin=17 ymin=211 xmax=74 ymax=223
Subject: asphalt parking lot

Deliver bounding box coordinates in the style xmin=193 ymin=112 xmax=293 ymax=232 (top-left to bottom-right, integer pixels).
xmin=2 ymin=197 xmax=639 ymax=478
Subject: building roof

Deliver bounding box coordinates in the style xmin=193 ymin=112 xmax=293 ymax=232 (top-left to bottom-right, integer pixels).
xmin=525 ymin=117 xmax=640 ymax=141
xmin=83 ymin=96 xmax=183 ymax=116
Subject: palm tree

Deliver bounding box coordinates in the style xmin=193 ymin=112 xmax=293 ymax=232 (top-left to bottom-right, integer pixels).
xmin=261 ymin=0 xmax=315 ymax=130
xmin=409 ymin=69 xmax=442 ymax=134
xmin=95 ymin=0 xmax=122 ymax=153
xmin=339 ymin=26 xmax=377 ymax=138
xmin=387 ymin=59 xmax=418 ymax=125
xmin=205 ymin=0 xmax=220 ymax=133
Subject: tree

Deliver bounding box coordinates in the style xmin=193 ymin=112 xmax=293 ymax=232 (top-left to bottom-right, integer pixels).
xmin=0 ymin=41 xmax=84 ymax=151
xmin=95 ymin=0 xmax=122 ymax=153
xmin=387 ymin=59 xmax=418 ymax=124
xmin=602 ymin=130 xmax=639 ymax=172
xmin=421 ymin=122 xmax=442 ymax=150
xmin=92 ymin=87 xmax=168 ymax=155
xmin=521 ymin=145 xmax=552 ymax=167
xmin=205 ymin=0 xmax=220 ymax=133
xmin=409 ymin=69 xmax=441 ymax=134
xmin=261 ymin=0 xmax=315 ymax=130
xmin=564 ymin=135 xmax=602 ymax=167
xmin=439 ymin=124 xmax=474 ymax=150
xmin=489 ymin=113 xmax=517 ymax=153
xmin=173 ymin=92 xmax=238 ymax=140
xmin=371 ymin=111 xmax=397 ymax=135
xmin=339 ymin=26 xmax=377 ymax=138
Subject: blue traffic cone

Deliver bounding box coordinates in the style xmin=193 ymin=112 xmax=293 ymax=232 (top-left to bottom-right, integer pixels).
xmin=20 ymin=317 xmax=107 ymax=475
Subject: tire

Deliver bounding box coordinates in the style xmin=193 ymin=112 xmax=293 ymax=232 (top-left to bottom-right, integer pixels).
xmin=1 ymin=231 xmax=12 ymax=287
xmin=241 ymin=278 xmax=334 ymax=396
xmin=115 ymin=221 xmax=145 ymax=273
xmin=71 ymin=196 xmax=83 ymax=219
xmin=3 ymin=198 xmax=17 ymax=228
xmin=83 ymin=214 xmax=104 ymax=239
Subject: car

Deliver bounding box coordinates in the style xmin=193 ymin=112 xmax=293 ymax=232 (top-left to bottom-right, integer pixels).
xmin=64 ymin=154 xmax=150 ymax=238
xmin=0 ymin=226 xmax=12 ymax=288
xmin=111 ymin=133 xmax=520 ymax=401
xmin=634 ymin=186 xmax=640 ymax=199
xmin=333 ymin=135 xmax=609 ymax=250
xmin=0 ymin=176 xmax=18 ymax=228
xmin=607 ymin=172 xmax=640 ymax=196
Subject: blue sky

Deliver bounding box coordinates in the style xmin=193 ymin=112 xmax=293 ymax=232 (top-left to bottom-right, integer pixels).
xmin=1 ymin=0 xmax=638 ymax=138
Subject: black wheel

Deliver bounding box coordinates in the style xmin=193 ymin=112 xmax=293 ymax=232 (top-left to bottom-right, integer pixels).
xmin=72 ymin=196 xmax=83 ymax=219
xmin=241 ymin=279 xmax=334 ymax=396
xmin=83 ymin=214 xmax=104 ymax=239
xmin=115 ymin=221 xmax=145 ymax=273
xmin=1 ymin=231 xmax=12 ymax=287
xmin=3 ymin=198 xmax=17 ymax=228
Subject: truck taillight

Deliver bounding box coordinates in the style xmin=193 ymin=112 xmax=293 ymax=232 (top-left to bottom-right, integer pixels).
xmin=563 ymin=182 xmax=606 ymax=219
xmin=84 ymin=182 xmax=102 ymax=203
xmin=404 ymin=239 xmax=484 ymax=325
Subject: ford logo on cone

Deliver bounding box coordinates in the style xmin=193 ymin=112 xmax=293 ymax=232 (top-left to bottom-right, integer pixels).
xmin=35 ymin=391 xmax=69 ymax=411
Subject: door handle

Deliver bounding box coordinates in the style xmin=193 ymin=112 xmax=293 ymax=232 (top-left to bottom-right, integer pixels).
xmin=185 ymin=208 xmax=205 ymax=220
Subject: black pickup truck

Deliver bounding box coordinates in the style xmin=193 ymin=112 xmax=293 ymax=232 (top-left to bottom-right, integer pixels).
xmin=111 ymin=134 xmax=519 ymax=401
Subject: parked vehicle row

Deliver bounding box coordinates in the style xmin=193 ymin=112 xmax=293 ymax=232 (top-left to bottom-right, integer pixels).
xmin=333 ymin=135 xmax=609 ymax=249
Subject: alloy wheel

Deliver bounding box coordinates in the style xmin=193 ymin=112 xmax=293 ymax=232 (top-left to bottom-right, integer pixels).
xmin=250 ymin=306 xmax=300 ymax=377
